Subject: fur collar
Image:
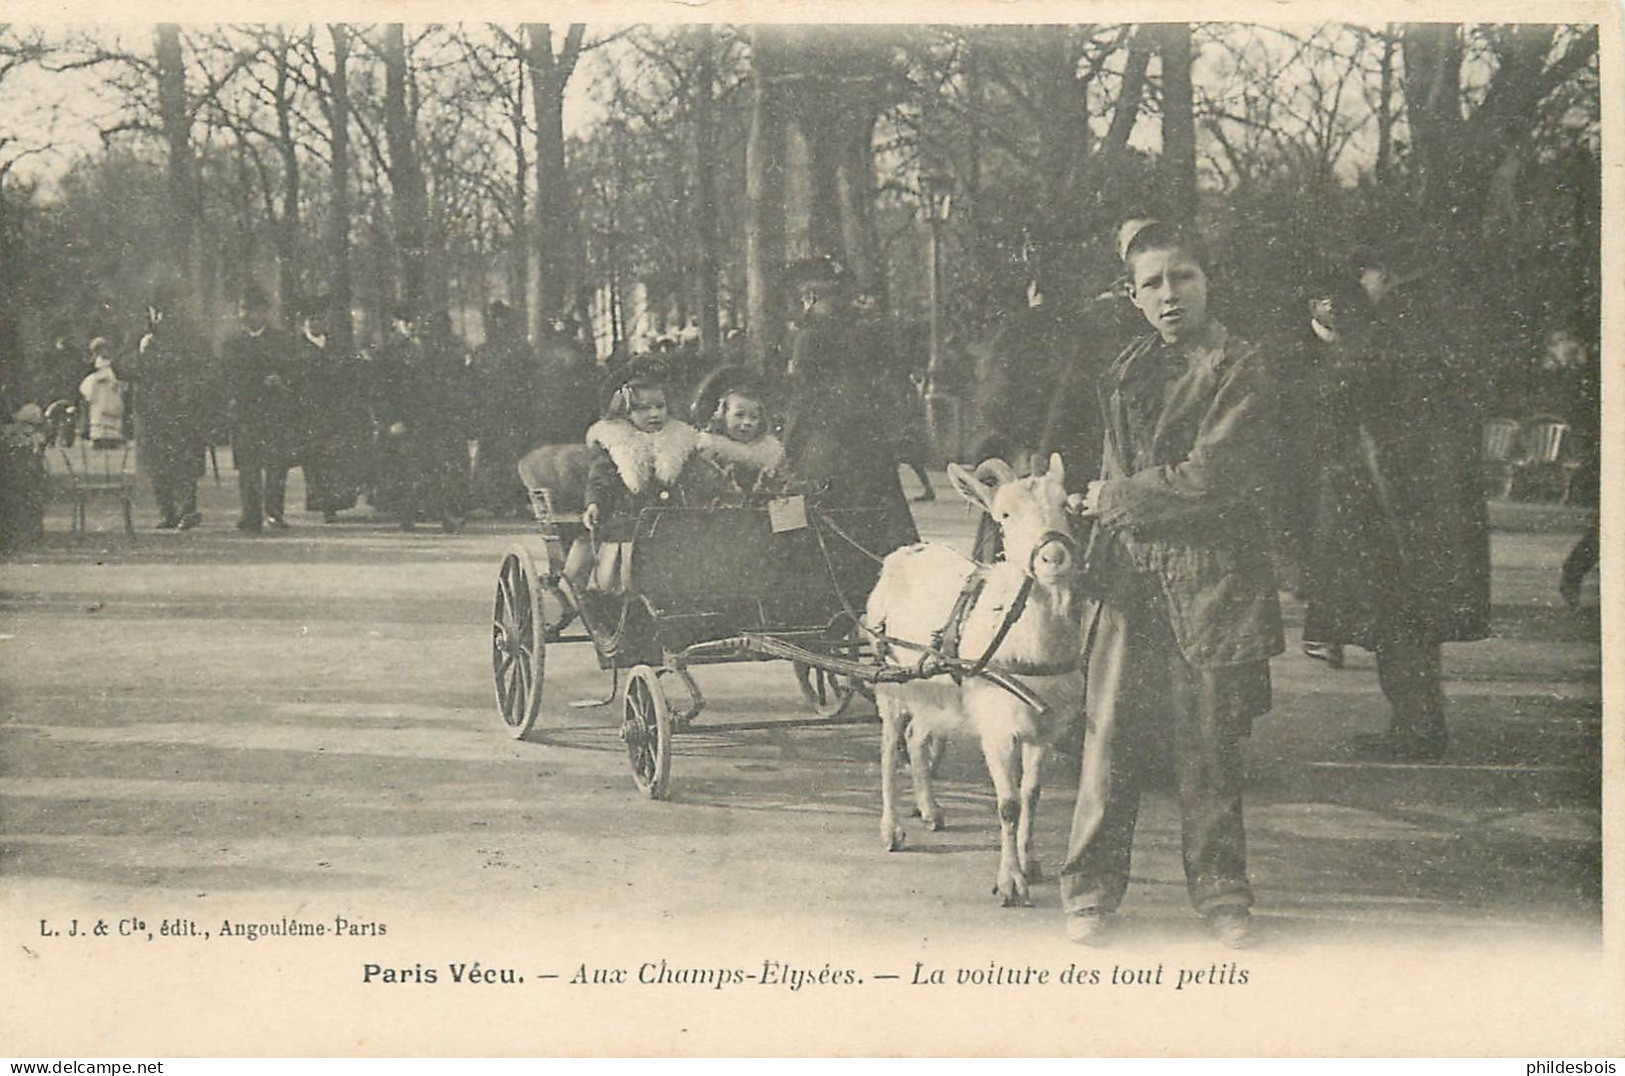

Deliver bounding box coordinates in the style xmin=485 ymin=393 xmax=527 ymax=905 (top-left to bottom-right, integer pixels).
xmin=587 ymin=418 xmax=698 ymax=494
xmin=696 ymin=430 xmax=786 ymax=472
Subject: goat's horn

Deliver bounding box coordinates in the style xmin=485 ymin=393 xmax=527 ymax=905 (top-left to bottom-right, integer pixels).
xmin=974 ymin=458 xmax=1018 ymax=486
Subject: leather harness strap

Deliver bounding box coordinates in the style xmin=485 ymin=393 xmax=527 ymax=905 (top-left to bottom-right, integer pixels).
xmin=922 ymin=528 xmax=1082 ymax=682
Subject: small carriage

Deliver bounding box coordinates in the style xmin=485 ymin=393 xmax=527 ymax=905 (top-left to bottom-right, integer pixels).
xmin=490 ymin=470 xmax=911 ymax=799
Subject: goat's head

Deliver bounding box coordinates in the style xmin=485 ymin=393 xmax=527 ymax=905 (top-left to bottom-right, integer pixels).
xmin=948 ymin=453 xmax=1078 ymax=586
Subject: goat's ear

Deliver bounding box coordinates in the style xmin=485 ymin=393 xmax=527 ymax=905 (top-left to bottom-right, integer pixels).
xmin=947 ymin=462 xmax=997 ymax=515
xmin=1046 ymin=452 xmax=1066 ymax=487
xmin=974 ymin=458 xmax=1017 ymax=486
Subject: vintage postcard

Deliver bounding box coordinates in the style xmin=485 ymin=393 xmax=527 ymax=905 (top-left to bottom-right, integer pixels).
xmin=0 ymin=0 xmax=1618 ymax=1058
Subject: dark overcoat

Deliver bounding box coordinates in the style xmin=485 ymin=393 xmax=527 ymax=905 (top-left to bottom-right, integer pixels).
xmin=1301 ymin=293 xmax=1492 ymax=647
xmin=130 ymin=319 xmax=214 ymax=478
xmin=781 ymin=316 xmax=918 ymax=553
xmin=224 ymin=327 xmax=301 ymax=460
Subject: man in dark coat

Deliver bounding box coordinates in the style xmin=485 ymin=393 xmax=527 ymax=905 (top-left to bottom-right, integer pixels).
xmin=130 ymin=288 xmax=212 ymax=529
xmin=536 ymin=318 xmax=600 ymax=446
xmin=960 ymin=279 xmax=1137 ymax=563
xmin=295 ymin=298 xmax=367 ymax=522
xmin=224 ymin=286 xmax=300 ymax=532
xmin=1300 ymin=252 xmax=1492 ymax=761
xmin=780 ymin=256 xmax=918 ymax=555
xmin=374 ymin=309 xmax=472 ymax=532
xmin=472 ymin=301 xmax=534 ymax=517
xmin=1276 ymin=278 xmax=1367 ymax=668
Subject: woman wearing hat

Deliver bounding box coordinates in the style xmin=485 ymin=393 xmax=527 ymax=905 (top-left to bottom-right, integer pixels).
xmin=779 ymin=256 xmax=919 ymax=554
xmin=1296 ymin=250 xmax=1491 ymax=761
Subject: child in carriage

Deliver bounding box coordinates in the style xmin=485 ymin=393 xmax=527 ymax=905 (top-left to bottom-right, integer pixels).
xmin=563 ymin=359 xmax=710 ymax=595
xmin=693 ymin=369 xmax=788 ymax=500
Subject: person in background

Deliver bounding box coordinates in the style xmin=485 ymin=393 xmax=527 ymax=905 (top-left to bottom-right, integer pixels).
xmin=224 ymin=285 xmax=300 ymax=532
xmin=1281 ymin=280 xmax=1367 ymax=670
xmin=1059 ymin=219 xmax=1282 ymax=951
xmin=296 ymin=297 xmax=367 ymax=523
xmin=375 ymin=309 xmax=471 ymax=533
xmin=1298 ymin=249 xmax=1491 ymax=761
xmin=780 ymin=255 xmax=919 ymax=556
xmin=472 ymin=300 xmax=534 ymax=518
xmin=130 ymin=285 xmax=211 ymax=529
xmin=1539 ymin=330 xmax=1600 ymax=606
xmin=79 ymin=337 xmax=126 ymax=448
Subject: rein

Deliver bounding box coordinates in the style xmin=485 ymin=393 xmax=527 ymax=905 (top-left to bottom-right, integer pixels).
xmin=811 ymin=515 xmax=1081 ymax=702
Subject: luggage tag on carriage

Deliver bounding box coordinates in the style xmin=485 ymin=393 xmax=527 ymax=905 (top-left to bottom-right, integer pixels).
xmin=768 ymin=495 xmax=809 ymax=533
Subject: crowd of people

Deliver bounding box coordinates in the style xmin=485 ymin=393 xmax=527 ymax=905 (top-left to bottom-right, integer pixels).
xmin=1 ymin=287 xmax=605 ymax=536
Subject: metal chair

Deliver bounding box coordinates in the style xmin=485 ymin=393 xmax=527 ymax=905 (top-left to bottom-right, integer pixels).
xmin=1481 ymin=417 xmax=1522 ymax=499
xmin=54 ymin=437 xmax=137 ymax=539
xmin=1511 ymin=417 xmax=1573 ymax=502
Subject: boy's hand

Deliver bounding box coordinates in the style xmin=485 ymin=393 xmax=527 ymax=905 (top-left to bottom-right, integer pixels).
xmin=1065 ymin=481 xmax=1103 ymax=517
xmin=583 ymin=503 xmax=600 ymax=531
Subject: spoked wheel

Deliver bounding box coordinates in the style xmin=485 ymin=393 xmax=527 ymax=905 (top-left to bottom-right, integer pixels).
xmin=622 ymin=664 xmax=672 ymax=800
xmin=792 ymin=619 xmax=865 ymax=718
xmin=794 ymin=662 xmax=861 ymax=718
xmin=492 ymin=544 xmax=546 ymax=741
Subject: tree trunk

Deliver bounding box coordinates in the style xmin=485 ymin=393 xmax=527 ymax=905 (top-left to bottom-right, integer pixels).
xmin=836 ymin=110 xmax=883 ymax=308
xmin=693 ymin=25 xmax=721 ymax=352
xmin=1103 ymin=28 xmax=1152 ymax=161
xmin=745 ymin=26 xmax=787 ymax=374
xmin=272 ymin=31 xmax=301 ymax=313
xmin=383 ymin=23 xmax=428 ymax=317
xmin=1375 ymin=26 xmax=1396 ymax=188
xmin=524 ymin=23 xmax=586 ymax=334
xmin=326 ymin=24 xmax=353 ymax=354
xmin=801 ymin=111 xmax=844 ymax=261
xmin=510 ymin=46 xmax=528 ymax=321
xmin=154 ymin=24 xmax=203 ymax=323
xmin=1157 ymin=23 xmax=1197 ymax=223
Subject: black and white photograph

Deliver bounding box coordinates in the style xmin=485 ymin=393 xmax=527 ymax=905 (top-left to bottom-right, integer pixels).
xmin=0 ymin=1 xmax=1617 ymax=1058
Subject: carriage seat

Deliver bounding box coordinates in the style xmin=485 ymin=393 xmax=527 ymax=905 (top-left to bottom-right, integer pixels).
xmin=517 ymin=443 xmax=591 ymax=522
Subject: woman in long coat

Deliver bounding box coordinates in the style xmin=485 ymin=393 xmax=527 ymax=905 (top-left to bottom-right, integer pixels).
xmin=780 ymin=258 xmax=918 ymax=556
xmin=1301 ymin=259 xmax=1491 ymax=761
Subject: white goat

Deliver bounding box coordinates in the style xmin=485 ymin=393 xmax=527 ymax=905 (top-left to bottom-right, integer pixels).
xmin=867 ymin=454 xmax=1085 ymax=906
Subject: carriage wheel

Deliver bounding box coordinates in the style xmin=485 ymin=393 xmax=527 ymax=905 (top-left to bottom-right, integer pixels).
xmin=793 ymin=619 xmax=864 ymax=718
xmin=622 ymin=664 xmax=672 ymax=800
xmin=793 ymin=661 xmax=860 ymax=719
xmin=492 ymin=545 xmax=546 ymax=741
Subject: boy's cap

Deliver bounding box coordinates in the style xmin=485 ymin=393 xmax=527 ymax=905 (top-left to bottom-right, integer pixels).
xmin=1116 ymin=218 xmax=1160 ymax=262
xmin=88 ymin=336 xmax=111 ymax=354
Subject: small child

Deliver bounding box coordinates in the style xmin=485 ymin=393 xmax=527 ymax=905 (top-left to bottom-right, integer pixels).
xmin=564 ymin=362 xmax=701 ymax=595
xmin=78 ymin=338 xmax=126 ymax=448
xmin=694 ymin=374 xmax=787 ymax=500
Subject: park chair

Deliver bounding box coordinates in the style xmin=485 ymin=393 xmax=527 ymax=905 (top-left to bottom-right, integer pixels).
xmin=54 ymin=437 xmax=136 ymax=539
xmin=1510 ymin=417 xmax=1574 ymax=503
xmin=1481 ymin=417 xmax=1522 ymax=499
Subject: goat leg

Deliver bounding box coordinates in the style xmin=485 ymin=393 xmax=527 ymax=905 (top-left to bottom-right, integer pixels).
xmin=984 ymin=734 xmax=1030 ymax=907
xmin=878 ymin=694 xmax=908 ymax=852
xmin=1018 ymin=741 xmax=1045 ymax=883
xmin=907 ymin=721 xmax=945 ymax=830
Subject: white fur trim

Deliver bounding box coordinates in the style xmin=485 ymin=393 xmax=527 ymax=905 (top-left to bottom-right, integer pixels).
xmin=587 ymin=418 xmax=699 ymax=494
xmin=695 ymin=430 xmax=786 ymax=472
